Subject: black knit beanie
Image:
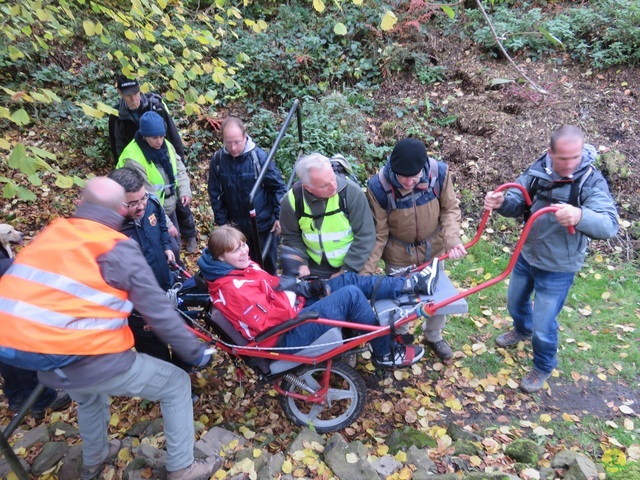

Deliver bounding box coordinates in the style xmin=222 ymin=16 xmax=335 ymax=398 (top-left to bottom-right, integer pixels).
xmin=389 ymin=138 xmax=428 ymax=176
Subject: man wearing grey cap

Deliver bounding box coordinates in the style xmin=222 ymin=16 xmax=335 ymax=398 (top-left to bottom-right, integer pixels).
xmin=364 ymin=138 xmax=466 ymax=360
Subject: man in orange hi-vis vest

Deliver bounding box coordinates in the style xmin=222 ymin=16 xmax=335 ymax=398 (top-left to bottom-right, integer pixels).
xmin=0 ymin=178 xmax=221 ymax=480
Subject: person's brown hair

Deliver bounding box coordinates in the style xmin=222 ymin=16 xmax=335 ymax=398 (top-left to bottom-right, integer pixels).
xmin=208 ymin=225 xmax=247 ymax=260
xmin=550 ymin=125 xmax=584 ymax=151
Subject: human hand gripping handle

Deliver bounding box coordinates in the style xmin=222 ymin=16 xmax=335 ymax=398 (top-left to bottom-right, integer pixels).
xmin=277 ymin=246 xmax=305 ymax=292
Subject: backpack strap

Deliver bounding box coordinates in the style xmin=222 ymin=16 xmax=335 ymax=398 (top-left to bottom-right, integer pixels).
xmin=377 ymin=170 xmax=396 ymax=213
xmin=293 ymin=182 xmax=348 ymax=221
xmin=250 ymin=149 xmax=262 ymax=181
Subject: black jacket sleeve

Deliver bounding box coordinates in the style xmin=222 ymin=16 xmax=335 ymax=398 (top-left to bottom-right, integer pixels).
xmin=208 ymin=150 xmax=228 ymax=226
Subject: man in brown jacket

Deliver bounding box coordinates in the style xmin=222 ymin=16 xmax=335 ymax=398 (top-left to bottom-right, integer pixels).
xmin=363 ymin=138 xmax=466 ymax=360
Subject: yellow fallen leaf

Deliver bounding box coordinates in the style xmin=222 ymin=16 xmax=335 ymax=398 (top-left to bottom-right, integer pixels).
xmin=619 ymin=405 xmax=635 ymax=415
xmin=346 ymin=452 xmax=358 ymax=463
xmin=109 ymin=413 xmax=119 ymax=427
xmin=624 ymin=418 xmax=634 ymax=431
xmin=395 ymin=451 xmax=407 ymax=462
xmin=398 ymin=466 xmax=412 ymax=479
xmin=282 ymin=460 xmax=293 ymax=474
xmin=377 ymin=445 xmax=389 ymax=456
xmin=540 ymin=414 xmax=552 ymax=423
xmin=253 ymin=449 xmax=262 ymax=458
xmin=117 ymin=448 xmax=130 ymax=462
xmin=469 ymin=455 xmax=482 ymax=467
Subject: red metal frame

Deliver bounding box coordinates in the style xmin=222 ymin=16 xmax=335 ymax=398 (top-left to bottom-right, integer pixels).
xmin=186 ymin=184 xmax=576 ymax=407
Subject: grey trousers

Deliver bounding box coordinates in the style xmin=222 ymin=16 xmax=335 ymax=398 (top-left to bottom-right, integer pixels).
xmin=65 ymin=353 xmax=194 ymax=471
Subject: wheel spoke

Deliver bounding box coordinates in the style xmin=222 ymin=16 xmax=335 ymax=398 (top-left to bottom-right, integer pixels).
xmin=298 ymin=371 xmax=322 ymax=392
xmin=305 ymin=403 xmax=325 ymax=422
xmin=326 ymin=387 xmax=356 ymax=404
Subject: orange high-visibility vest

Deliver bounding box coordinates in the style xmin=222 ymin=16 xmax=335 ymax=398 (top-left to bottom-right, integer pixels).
xmin=0 ymin=217 xmax=134 ymax=355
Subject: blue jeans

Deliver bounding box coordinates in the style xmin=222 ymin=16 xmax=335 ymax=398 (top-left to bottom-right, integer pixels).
xmin=64 ymin=354 xmax=194 ymax=471
xmin=507 ymin=254 xmax=575 ymax=374
xmin=0 ymin=362 xmax=57 ymax=411
xmin=283 ymin=272 xmax=407 ymax=358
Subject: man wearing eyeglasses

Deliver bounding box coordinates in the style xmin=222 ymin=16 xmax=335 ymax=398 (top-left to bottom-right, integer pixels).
xmin=207 ymin=117 xmax=286 ymax=274
xmin=107 ymin=168 xmax=191 ymax=371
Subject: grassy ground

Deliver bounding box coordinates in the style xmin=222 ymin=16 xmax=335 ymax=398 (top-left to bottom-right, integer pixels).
xmin=436 ymin=217 xmax=639 ymax=461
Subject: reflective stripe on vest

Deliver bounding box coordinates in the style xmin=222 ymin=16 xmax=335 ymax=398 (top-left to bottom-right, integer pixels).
xmin=0 ymin=218 xmax=134 ymax=355
xmin=8 ymin=264 xmax=132 ymax=314
xmin=117 ymin=140 xmax=178 ymax=205
xmin=287 ymin=189 xmax=354 ymax=268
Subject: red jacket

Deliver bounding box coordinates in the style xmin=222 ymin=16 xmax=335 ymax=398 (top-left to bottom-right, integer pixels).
xmin=206 ymin=264 xmax=304 ymax=346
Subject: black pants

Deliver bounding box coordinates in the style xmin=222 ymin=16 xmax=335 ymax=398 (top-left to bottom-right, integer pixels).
xmin=175 ymin=200 xmax=196 ymax=240
xmin=246 ymin=229 xmax=278 ymax=275
xmin=128 ymin=312 xmax=191 ymax=372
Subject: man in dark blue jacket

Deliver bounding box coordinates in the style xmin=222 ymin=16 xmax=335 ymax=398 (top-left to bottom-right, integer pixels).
xmin=207 ymin=117 xmax=286 ymax=274
xmin=108 ymin=168 xmax=188 ymax=370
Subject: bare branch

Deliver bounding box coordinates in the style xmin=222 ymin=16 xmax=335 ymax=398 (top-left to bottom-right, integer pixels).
xmin=474 ymin=0 xmax=549 ymax=95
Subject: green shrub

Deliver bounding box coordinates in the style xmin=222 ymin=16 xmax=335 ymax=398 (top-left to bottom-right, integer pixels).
xmin=249 ymin=91 xmax=390 ymax=181
xmin=467 ymin=0 xmax=640 ymax=68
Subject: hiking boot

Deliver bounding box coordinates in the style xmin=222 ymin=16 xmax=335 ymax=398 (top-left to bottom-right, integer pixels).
xmin=167 ymin=456 xmax=222 ymax=480
xmin=373 ymin=344 xmax=425 ymax=369
xmin=81 ymin=439 xmax=121 ymax=480
xmin=185 ymin=237 xmax=198 ymax=253
xmin=32 ymin=392 xmax=71 ymax=420
xmin=519 ymin=368 xmax=552 ymax=393
xmin=406 ymin=258 xmax=440 ymax=296
xmin=424 ymin=339 xmax=454 ymax=360
xmin=496 ymin=329 xmax=530 ymax=348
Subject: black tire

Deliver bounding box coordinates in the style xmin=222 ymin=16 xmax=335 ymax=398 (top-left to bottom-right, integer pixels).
xmin=278 ymin=360 xmax=366 ymax=433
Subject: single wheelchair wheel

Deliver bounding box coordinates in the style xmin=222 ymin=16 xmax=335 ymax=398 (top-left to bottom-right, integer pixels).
xmin=278 ymin=360 xmax=366 ymax=433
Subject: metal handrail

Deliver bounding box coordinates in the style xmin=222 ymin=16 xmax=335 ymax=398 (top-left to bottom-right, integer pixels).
xmin=248 ymin=99 xmax=304 ymax=267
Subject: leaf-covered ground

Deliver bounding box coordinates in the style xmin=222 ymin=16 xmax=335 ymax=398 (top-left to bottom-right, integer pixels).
xmin=1 ymin=27 xmax=639 ymax=479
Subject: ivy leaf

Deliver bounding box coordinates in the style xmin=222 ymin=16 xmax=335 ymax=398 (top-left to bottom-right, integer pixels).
xmin=440 ymin=5 xmax=456 ymax=19
xmin=381 ymin=10 xmax=397 ymax=31
xmin=96 ymin=102 xmax=119 ymax=116
xmin=83 ymin=20 xmax=96 ymax=36
xmin=334 ymin=22 xmax=347 ymax=35
xmin=8 ymin=46 xmax=25 ymax=61
xmin=539 ymin=27 xmax=564 ymax=49
xmin=352 ymin=0 xmax=363 ymax=4
xmin=10 ymin=108 xmax=30 ymax=126
xmin=313 ymin=0 xmax=325 ymax=13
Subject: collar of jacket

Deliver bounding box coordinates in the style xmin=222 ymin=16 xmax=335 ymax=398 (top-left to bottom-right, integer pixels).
xmin=74 ymin=203 xmax=124 ymax=231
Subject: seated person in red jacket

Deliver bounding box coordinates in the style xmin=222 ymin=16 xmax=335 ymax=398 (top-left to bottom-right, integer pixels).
xmin=197 ymin=225 xmax=436 ymax=368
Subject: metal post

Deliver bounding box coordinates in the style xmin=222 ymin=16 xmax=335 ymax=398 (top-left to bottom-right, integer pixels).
xmin=0 ymin=382 xmax=46 ymax=479
xmin=248 ymin=99 xmax=303 ymax=268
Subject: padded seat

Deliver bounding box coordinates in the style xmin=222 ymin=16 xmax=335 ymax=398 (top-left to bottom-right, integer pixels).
xmin=207 ymin=308 xmax=343 ymax=376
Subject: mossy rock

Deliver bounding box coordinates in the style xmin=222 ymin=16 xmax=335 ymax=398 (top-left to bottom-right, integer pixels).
xmin=504 ymin=439 xmax=540 ymax=465
xmin=387 ymin=427 xmax=437 ymax=454
xmin=453 ymin=440 xmax=481 ymax=456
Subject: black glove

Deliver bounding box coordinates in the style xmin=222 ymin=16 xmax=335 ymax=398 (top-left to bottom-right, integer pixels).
xmin=277 ymin=246 xmax=306 ymax=292
xmin=280 ymin=246 xmax=305 ymax=277
xmin=296 ymin=276 xmax=328 ymax=299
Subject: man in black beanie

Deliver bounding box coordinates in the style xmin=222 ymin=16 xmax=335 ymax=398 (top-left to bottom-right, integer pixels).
xmin=363 ymin=138 xmax=466 ymax=360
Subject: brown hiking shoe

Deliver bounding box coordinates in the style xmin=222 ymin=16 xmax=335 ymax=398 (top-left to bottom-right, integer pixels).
xmin=520 ymin=368 xmax=552 ymax=393
xmin=424 ymin=339 xmax=454 ymax=360
xmin=185 ymin=237 xmax=198 ymax=253
xmin=495 ymin=330 xmax=530 ymax=348
xmin=167 ymin=456 xmax=222 ymax=480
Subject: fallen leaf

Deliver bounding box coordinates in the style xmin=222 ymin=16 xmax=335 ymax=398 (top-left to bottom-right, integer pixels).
xmin=619 ymin=405 xmax=635 ymax=415
xmin=345 ymin=453 xmax=358 ymax=463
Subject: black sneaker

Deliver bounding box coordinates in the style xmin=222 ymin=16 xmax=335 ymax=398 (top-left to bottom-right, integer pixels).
xmin=31 ymin=392 xmax=71 ymax=420
xmin=409 ymin=258 xmax=440 ymax=296
xmin=373 ymin=344 xmax=425 ymax=368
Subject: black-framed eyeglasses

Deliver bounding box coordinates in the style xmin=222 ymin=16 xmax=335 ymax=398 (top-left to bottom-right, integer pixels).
xmin=123 ymin=192 xmax=149 ymax=209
